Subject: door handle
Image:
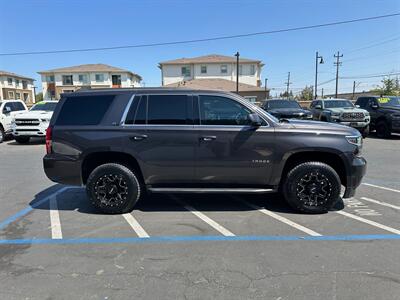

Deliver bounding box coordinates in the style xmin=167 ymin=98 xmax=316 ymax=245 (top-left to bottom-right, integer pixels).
xmin=200 ymin=136 xmax=216 ymax=141
xmin=130 ymin=134 xmax=148 ymax=141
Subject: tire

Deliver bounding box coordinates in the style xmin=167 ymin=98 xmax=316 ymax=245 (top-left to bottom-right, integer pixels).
xmin=360 ymin=125 xmax=369 ymax=138
xmin=0 ymin=126 xmax=4 ymax=143
xmin=86 ymin=163 xmax=142 ymax=214
xmin=376 ymin=120 xmax=391 ymax=138
xmin=283 ymin=162 xmax=341 ymax=214
xmin=15 ymin=136 xmax=30 ymax=144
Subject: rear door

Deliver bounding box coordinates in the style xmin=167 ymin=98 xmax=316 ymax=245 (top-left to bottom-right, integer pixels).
xmin=194 ymin=94 xmax=275 ymax=186
xmin=122 ymin=94 xmax=196 ymax=186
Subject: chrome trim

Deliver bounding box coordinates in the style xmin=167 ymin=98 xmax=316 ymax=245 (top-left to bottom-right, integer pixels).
xmin=119 ymin=94 xmax=135 ymax=125
xmin=148 ymin=187 xmax=275 ymax=193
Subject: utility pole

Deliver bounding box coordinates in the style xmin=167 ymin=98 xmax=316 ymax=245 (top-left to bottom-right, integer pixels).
xmin=235 ymin=52 xmax=240 ymax=94
xmin=321 ymin=88 xmax=324 ymax=98
xmin=264 ymin=78 xmax=268 ymax=99
xmin=314 ymin=51 xmax=324 ymax=99
xmin=334 ymin=51 xmax=343 ymax=98
xmin=352 ymin=81 xmax=356 ymax=100
xmin=285 ymin=72 xmax=291 ymax=99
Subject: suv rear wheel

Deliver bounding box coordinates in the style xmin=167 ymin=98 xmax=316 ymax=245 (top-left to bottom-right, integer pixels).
xmin=376 ymin=120 xmax=391 ymax=138
xmin=283 ymin=162 xmax=341 ymax=213
xmin=86 ymin=163 xmax=142 ymax=214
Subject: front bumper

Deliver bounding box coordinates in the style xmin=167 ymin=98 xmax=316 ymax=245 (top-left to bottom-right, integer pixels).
xmin=336 ymin=120 xmax=370 ymax=128
xmin=12 ymin=124 xmax=48 ymax=137
xmin=343 ymin=156 xmax=367 ymax=198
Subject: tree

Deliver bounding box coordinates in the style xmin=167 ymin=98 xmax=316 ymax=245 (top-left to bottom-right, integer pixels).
xmin=370 ymin=77 xmax=400 ymax=96
xmin=296 ymin=86 xmax=313 ymax=101
xmin=35 ymin=92 xmax=43 ymax=102
xmin=279 ymin=90 xmax=293 ymax=98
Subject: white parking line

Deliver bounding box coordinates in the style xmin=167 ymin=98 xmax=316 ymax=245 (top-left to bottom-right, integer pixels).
xmin=336 ymin=210 xmax=400 ymax=234
xmin=361 ymin=197 xmax=400 ymax=210
xmin=362 ymin=183 xmax=400 ymax=193
xmin=170 ymin=195 xmax=235 ymax=236
xmin=49 ymin=195 xmax=62 ymax=239
xmin=122 ymin=213 xmax=150 ymax=238
xmin=232 ymin=196 xmax=322 ymax=237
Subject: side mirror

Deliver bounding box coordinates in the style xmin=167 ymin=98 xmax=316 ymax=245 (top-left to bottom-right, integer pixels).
xmin=248 ymin=113 xmax=262 ymax=127
xmin=355 ymin=104 xmax=360 ymax=108
xmin=371 ymin=103 xmax=379 ymax=109
xmin=315 ymin=104 xmax=322 ymax=109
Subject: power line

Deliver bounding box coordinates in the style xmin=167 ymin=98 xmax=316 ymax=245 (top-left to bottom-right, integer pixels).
xmin=1 ymin=13 xmax=399 ymax=56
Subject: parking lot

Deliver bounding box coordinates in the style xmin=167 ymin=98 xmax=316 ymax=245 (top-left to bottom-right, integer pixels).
xmin=0 ymin=134 xmax=399 ymax=299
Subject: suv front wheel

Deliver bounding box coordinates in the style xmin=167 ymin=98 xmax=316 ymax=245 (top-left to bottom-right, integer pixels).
xmin=283 ymin=162 xmax=341 ymax=213
xmin=86 ymin=163 xmax=142 ymax=214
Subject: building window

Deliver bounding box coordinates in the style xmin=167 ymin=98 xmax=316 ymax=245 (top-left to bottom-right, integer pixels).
xmin=8 ymin=91 xmax=15 ymax=99
xmin=201 ymin=65 xmax=207 ymax=74
xmin=46 ymin=75 xmax=55 ymax=82
xmin=181 ymin=66 xmax=191 ymax=77
xmin=244 ymin=96 xmax=257 ymax=103
xmin=250 ymin=65 xmax=256 ymax=76
xmin=22 ymin=80 xmax=28 ymax=89
xmin=63 ymin=90 xmax=74 ymax=93
xmin=23 ymin=93 xmax=30 ymax=102
xmin=95 ymin=74 xmax=104 ymax=82
xmin=62 ymin=75 xmax=73 ymax=85
xmin=239 ymin=65 xmax=243 ymax=75
xmin=78 ymin=74 xmax=88 ymax=84
xmin=220 ymin=65 xmax=228 ymax=74
xmin=15 ymin=92 xmax=21 ymax=100
xmin=7 ymin=77 xmax=13 ymax=85
xmin=16 ymin=79 xmax=20 ymax=87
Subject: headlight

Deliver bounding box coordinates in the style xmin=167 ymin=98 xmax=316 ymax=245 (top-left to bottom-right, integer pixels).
xmin=331 ymin=112 xmax=340 ymax=117
xmin=11 ymin=118 xmax=16 ymax=125
xmin=346 ymin=135 xmax=363 ymax=147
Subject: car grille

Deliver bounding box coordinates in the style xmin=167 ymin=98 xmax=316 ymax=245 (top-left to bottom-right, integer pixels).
xmin=341 ymin=112 xmax=364 ymax=121
xmin=15 ymin=119 xmax=40 ymax=126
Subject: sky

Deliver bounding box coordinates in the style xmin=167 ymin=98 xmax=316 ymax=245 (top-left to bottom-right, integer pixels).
xmin=0 ymin=0 xmax=399 ymax=96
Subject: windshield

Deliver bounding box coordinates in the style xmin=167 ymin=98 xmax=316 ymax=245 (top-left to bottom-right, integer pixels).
xmin=324 ymin=100 xmax=354 ymax=108
xmin=377 ymin=97 xmax=400 ymax=107
xmin=267 ymin=100 xmax=301 ymax=109
xmin=30 ymin=102 xmax=58 ymax=112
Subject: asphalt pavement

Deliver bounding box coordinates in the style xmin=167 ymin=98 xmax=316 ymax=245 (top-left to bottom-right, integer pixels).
xmin=0 ymin=134 xmax=399 ymax=299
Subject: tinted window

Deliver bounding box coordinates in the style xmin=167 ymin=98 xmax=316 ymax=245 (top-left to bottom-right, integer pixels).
xmin=56 ymin=95 xmax=114 ymax=125
xmin=356 ymin=97 xmax=367 ymax=108
xmin=199 ymin=95 xmax=251 ymax=126
xmin=134 ymin=96 xmax=147 ymax=124
xmin=30 ymin=102 xmax=57 ymax=111
xmin=267 ymin=100 xmax=301 ymax=109
xmin=324 ymin=100 xmax=353 ymax=108
xmin=3 ymin=103 xmax=13 ymax=112
xmin=147 ymin=95 xmax=189 ymax=125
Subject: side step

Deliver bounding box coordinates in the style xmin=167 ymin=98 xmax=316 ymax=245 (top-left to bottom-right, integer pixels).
xmin=148 ymin=187 xmax=276 ymax=194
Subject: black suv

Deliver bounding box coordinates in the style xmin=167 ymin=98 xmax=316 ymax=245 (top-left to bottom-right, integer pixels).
xmin=355 ymin=96 xmax=400 ymax=138
xmin=43 ymin=89 xmax=366 ymax=214
xmin=261 ymin=99 xmax=313 ymax=120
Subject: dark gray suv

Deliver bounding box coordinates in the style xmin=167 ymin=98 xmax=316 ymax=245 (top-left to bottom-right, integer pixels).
xmin=43 ymin=89 xmax=366 ymax=214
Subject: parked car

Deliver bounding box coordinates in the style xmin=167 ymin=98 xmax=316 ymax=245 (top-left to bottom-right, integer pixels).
xmin=12 ymin=101 xmax=58 ymax=144
xmin=43 ymin=89 xmax=366 ymax=214
xmin=261 ymin=99 xmax=313 ymax=120
xmin=355 ymin=96 xmax=400 ymax=138
xmin=0 ymin=100 xmax=28 ymax=143
xmin=310 ymin=98 xmax=370 ymax=137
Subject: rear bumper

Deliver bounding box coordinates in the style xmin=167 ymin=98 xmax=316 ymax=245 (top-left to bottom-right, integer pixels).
xmin=343 ymin=156 xmax=367 ymax=198
xmin=43 ymin=154 xmax=83 ymax=186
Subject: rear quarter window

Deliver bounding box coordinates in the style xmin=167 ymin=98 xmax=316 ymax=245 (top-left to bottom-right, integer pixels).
xmin=55 ymin=95 xmax=115 ymax=126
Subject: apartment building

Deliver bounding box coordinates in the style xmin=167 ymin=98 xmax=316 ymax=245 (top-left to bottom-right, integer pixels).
xmin=159 ymin=54 xmax=268 ymax=103
xmin=38 ymin=64 xmax=142 ymax=100
xmin=0 ymin=71 xmax=36 ymax=104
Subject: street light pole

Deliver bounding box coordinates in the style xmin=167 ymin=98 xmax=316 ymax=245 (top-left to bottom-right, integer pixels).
xmin=235 ymin=52 xmax=240 ymax=94
xmin=264 ymin=78 xmax=268 ymax=99
xmin=314 ymin=51 xmax=324 ymax=99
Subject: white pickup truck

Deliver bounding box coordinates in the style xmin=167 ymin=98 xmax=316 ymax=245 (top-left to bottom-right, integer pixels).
xmin=0 ymin=100 xmax=28 ymax=143
xmin=12 ymin=101 xmax=58 ymax=144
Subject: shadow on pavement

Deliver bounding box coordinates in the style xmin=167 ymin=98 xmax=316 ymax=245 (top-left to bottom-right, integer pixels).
xmin=29 ymin=185 xmax=344 ymax=216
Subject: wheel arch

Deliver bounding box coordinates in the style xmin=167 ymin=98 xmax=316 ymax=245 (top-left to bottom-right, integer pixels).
xmin=81 ymin=151 xmax=144 ymax=185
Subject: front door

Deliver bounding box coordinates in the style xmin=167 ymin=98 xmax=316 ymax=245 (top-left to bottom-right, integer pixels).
xmin=123 ymin=94 xmax=196 ymax=186
xmin=112 ymin=75 xmax=121 ymax=88
xmin=194 ymin=95 xmax=275 ymax=187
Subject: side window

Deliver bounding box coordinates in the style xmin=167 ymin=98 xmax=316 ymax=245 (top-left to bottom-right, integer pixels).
xmin=134 ymin=96 xmax=147 ymax=124
xmin=199 ymin=95 xmax=252 ymax=126
xmin=3 ymin=103 xmax=13 ymax=113
xmin=124 ymin=96 xmax=141 ymax=125
xmin=147 ymin=95 xmax=189 ymax=125
xmin=56 ymin=95 xmax=115 ymax=126
xmin=310 ymin=101 xmax=316 ymax=108
xmin=356 ymin=98 xmax=367 ymax=108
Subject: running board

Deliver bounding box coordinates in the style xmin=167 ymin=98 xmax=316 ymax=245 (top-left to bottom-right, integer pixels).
xmin=148 ymin=187 xmax=276 ymax=194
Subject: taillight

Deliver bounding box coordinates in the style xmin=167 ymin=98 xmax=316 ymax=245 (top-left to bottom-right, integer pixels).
xmin=46 ymin=126 xmax=53 ymax=154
